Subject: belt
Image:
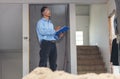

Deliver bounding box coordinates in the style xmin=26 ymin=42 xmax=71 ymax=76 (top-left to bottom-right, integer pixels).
xmin=51 ymin=40 xmax=56 ymax=43
xmin=43 ymin=40 xmax=56 ymax=43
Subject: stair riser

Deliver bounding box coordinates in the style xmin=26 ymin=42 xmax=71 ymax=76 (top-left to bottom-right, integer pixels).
xmin=78 ymin=71 xmax=107 ymax=74
xmin=77 ymin=67 xmax=106 ymax=71
xmin=77 ymin=51 xmax=100 ymax=55
xmin=77 ymin=60 xmax=104 ymax=64
xmin=77 ymin=62 xmax=105 ymax=66
xmin=77 ymin=46 xmax=98 ymax=50
xmin=77 ymin=55 xmax=102 ymax=60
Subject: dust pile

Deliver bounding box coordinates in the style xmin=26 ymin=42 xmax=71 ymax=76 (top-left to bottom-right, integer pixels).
xmin=23 ymin=67 xmax=120 ymax=79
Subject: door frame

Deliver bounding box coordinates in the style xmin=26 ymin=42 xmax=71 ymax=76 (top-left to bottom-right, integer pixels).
xmin=22 ymin=3 xmax=77 ymax=76
xmin=108 ymin=9 xmax=116 ymax=52
xmin=22 ymin=4 xmax=30 ymax=77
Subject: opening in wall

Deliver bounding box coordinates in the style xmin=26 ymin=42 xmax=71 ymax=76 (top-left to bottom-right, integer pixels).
xmin=76 ymin=31 xmax=83 ymax=45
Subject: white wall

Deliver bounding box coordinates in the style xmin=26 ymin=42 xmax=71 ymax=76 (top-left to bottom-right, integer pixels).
xmin=0 ymin=57 xmax=2 ymax=79
xmin=89 ymin=4 xmax=111 ymax=72
xmin=76 ymin=5 xmax=89 ymax=15
xmin=0 ymin=4 xmax=22 ymax=79
xmin=107 ymin=0 xmax=116 ymax=16
xmin=0 ymin=50 xmax=22 ymax=79
xmin=0 ymin=4 xmax=22 ymax=50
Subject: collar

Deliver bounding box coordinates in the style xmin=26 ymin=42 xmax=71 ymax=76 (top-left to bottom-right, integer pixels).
xmin=42 ymin=17 xmax=51 ymax=22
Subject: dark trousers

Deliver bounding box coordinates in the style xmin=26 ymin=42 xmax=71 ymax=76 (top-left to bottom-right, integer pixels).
xmin=39 ymin=40 xmax=57 ymax=71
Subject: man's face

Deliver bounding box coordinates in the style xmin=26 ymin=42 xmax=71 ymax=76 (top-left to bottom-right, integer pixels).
xmin=43 ymin=8 xmax=51 ymax=17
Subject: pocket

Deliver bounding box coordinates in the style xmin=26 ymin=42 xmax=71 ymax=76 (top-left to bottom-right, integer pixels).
xmin=40 ymin=40 xmax=47 ymax=48
xmin=40 ymin=40 xmax=44 ymax=48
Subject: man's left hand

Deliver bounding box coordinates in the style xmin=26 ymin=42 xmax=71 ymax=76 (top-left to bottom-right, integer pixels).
xmin=59 ymin=33 xmax=64 ymax=38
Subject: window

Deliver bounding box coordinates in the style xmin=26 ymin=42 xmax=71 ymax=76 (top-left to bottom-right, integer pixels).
xmin=76 ymin=31 xmax=83 ymax=45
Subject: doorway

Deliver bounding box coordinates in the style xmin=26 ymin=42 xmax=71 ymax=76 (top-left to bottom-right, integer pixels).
xmin=29 ymin=4 xmax=70 ymax=72
xmin=75 ymin=5 xmax=90 ymax=46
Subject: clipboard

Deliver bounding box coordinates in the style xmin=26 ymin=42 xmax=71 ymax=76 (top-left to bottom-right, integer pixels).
xmin=54 ymin=26 xmax=69 ymax=39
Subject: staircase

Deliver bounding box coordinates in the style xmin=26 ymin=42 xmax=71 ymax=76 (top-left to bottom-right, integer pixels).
xmin=77 ymin=46 xmax=107 ymax=74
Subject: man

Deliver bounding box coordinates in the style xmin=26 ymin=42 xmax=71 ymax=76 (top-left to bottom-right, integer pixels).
xmin=36 ymin=6 xmax=63 ymax=71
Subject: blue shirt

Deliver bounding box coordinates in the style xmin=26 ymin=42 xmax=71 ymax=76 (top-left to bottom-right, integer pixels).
xmin=36 ymin=18 xmax=56 ymax=42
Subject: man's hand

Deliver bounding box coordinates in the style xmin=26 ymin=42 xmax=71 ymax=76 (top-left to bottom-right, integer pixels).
xmin=59 ymin=33 xmax=64 ymax=38
xmin=55 ymin=26 xmax=61 ymax=31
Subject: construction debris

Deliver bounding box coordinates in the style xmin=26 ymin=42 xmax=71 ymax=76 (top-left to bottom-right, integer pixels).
xmin=23 ymin=67 xmax=120 ymax=79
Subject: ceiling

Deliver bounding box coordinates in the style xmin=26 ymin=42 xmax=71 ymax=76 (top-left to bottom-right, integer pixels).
xmin=70 ymin=0 xmax=109 ymax=4
xmin=0 ymin=0 xmax=109 ymax=4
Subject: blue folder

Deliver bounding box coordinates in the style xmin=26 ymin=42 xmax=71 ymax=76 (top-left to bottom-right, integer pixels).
xmin=54 ymin=26 xmax=69 ymax=39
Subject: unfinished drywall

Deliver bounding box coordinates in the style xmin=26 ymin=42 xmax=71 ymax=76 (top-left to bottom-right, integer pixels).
xmin=0 ymin=57 xmax=1 ymax=79
xmin=0 ymin=4 xmax=22 ymax=50
xmin=0 ymin=4 xmax=22 ymax=79
xmin=0 ymin=51 xmax=22 ymax=79
xmin=89 ymin=4 xmax=111 ymax=72
xmin=107 ymin=0 xmax=116 ymax=16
